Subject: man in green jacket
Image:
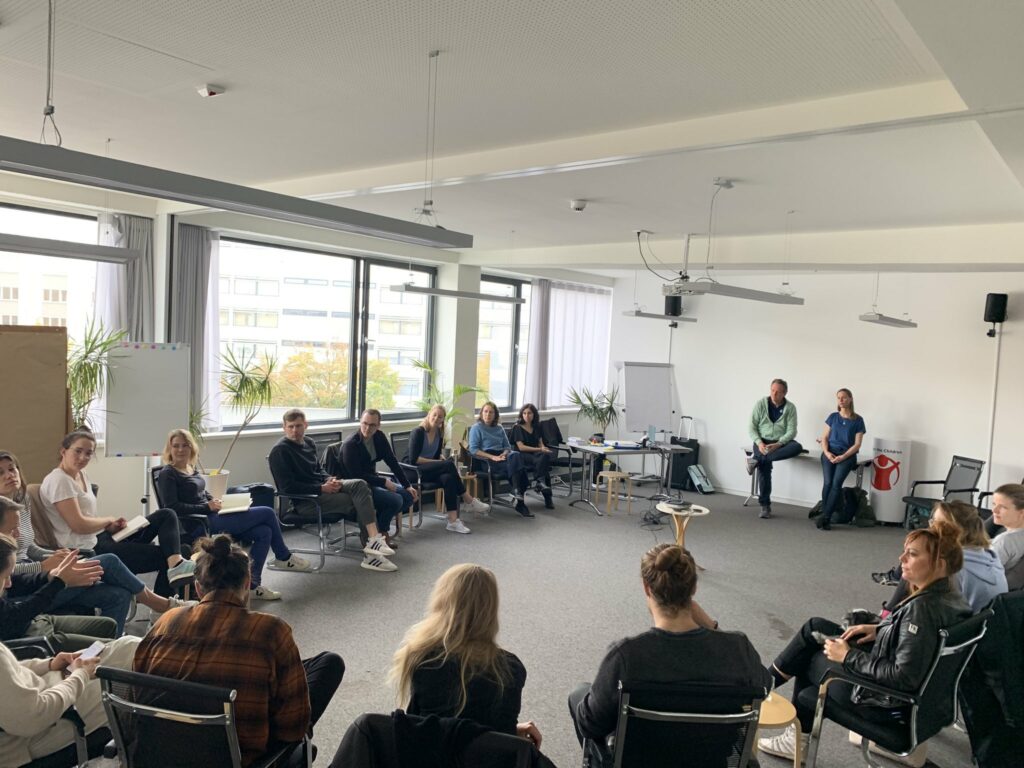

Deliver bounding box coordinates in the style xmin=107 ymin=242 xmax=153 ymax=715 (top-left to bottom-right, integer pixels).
xmin=747 ymin=379 xmax=802 ymax=519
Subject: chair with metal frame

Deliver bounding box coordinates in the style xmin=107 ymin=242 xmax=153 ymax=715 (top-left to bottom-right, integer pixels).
xmin=97 ymin=666 xmax=308 ymax=768
xmin=266 ymin=450 xmax=360 ymax=571
xmin=539 ymin=417 xmax=581 ymax=497
xmin=149 ymin=465 xmax=211 ymax=543
xmin=596 ymin=680 xmax=766 ymax=768
xmin=470 ymin=430 xmax=520 ymax=510
xmin=803 ymin=609 xmax=992 ymax=768
xmin=901 ymin=455 xmax=984 ymax=529
xmin=388 ymin=431 xmax=446 ymax=530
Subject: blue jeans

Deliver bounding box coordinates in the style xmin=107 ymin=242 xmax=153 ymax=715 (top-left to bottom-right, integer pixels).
xmin=369 ymin=485 xmax=409 ymax=533
xmin=209 ymin=506 xmax=290 ymax=588
xmin=49 ymin=553 xmax=141 ymax=634
xmin=820 ymin=453 xmax=858 ymax=522
xmin=751 ymin=440 xmax=803 ymax=506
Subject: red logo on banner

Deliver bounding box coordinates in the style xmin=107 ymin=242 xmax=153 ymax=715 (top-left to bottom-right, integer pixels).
xmin=872 ymin=454 xmax=901 ymax=491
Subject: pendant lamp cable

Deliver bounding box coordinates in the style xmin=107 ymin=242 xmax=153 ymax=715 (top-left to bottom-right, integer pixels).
xmin=40 ymin=0 xmax=62 ymax=146
xmin=417 ymin=50 xmax=442 ymax=227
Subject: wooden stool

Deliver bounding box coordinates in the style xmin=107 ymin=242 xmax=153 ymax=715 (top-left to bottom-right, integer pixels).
xmin=596 ymin=470 xmax=631 ymax=515
xmin=461 ymin=473 xmax=477 ymax=499
xmin=756 ymin=691 xmax=802 ymax=768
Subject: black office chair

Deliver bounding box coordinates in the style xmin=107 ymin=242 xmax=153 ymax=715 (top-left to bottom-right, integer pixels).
xmin=267 ymin=449 xmax=360 ymax=571
xmin=596 ymin=680 xmax=765 ymax=768
xmin=804 ymin=609 xmax=992 ymax=768
xmin=389 ymin=431 xmax=447 ymax=529
xmin=901 ymin=455 xmax=984 ymax=529
xmin=97 ymin=666 xmax=308 ymax=768
xmin=470 ymin=431 xmax=519 ymax=510
xmin=149 ymin=465 xmax=211 ymax=543
xmin=539 ymin=417 xmax=582 ymax=497
xmin=334 ymin=712 xmax=548 ymax=768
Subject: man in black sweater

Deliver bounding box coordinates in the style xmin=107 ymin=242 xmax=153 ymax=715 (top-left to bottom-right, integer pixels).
xmin=268 ymin=409 xmax=398 ymax=573
xmin=341 ymin=409 xmax=419 ymax=545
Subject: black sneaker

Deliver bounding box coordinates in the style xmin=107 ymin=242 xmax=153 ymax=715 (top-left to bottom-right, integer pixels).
xmin=515 ymin=501 xmax=534 ymax=518
xmin=872 ymin=572 xmax=899 ymax=587
xmin=542 ymin=490 xmax=554 ymax=510
xmin=816 ymin=517 xmax=832 ymax=531
xmin=759 ymin=506 xmax=772 ymax=519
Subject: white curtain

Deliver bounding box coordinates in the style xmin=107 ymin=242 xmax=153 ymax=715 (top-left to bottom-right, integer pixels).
xmin=95 ymin=213 xmax=154 ymax=341
xmin=523 ymin=280 xmax=612 ymax=408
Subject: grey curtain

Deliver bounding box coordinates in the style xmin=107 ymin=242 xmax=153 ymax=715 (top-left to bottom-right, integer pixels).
xmin=523 ymin=278 xmax=551 ymax=408
xmin=169 ymin=222 xmax=216 ymax=408
xmin=96 ymin=213 xmax=154 ymax=341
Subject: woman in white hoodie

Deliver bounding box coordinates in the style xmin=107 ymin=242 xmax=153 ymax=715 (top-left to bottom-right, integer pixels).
xmin=0 ymin=533 xmax=140 ymax=767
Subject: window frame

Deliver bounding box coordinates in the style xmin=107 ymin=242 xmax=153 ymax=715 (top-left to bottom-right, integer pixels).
xmin=214 ymin=237 xmax=436 ymax=429
xmin=478 ymin=275 xmax=529 ymax=412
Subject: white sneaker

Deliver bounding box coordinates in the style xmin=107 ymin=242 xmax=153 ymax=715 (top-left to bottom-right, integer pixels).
xmin=463 ymin=497 xmax=490 ymax=516
xmin=167 ymin=558 xmax=196 ymax=586
xmin=758 ymin=724 xmax=808 ymax=762
xmin=363 ymin=534 xmax=395 ymax=557
xmin=446 ymin=519 xmax=471 ymax=534
xmin=267 ymin=554 xmax=313 ymax=572
xmin=360 ymin=554 xmax=398 ymax=572
xmin=251 ymin=585 xmax=282 ymax=601
xmin=166 ymin=596 xmax=199 ymax=611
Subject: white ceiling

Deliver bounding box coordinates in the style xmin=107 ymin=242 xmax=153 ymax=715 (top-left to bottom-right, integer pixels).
xmin=1 ymin=0 xmax=1024 ymax=254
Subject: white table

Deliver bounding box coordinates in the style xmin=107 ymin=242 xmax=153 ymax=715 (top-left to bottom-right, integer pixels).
xmin=570 ymin=442 xmax=692 ymax=516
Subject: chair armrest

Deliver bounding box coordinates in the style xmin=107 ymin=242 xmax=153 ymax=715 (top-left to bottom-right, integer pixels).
xmin=398 ymin=462 xmax=423 ymax=480
xmin=944 ymin=486 xmax=979 ymax=496
xmin=909 ymin=479 xmax=943 ymax=495
xmin=251 ymin=739 xmax=306 ymax=768
xmin=276 ymin=492 xmax=319 ymax=501
xmin=3 ymin=635 xmax=56 ymax=658
xmin=818 ymin=666 xmax=919 ymax=707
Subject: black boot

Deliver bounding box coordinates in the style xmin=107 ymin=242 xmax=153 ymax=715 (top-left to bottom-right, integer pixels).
xmin=542 ymin=489 xmax=554 ymax=509
xmin=515 ymin=500 xmax=534 ymax=518
xmin=816 ymin=514 xmax=832 ymax=531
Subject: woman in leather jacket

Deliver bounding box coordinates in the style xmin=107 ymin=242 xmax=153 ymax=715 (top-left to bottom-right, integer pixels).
xmin=759 ymin=521 xmax=972 ymax=761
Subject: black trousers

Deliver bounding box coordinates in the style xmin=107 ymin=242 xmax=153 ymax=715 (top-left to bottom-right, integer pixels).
xmin=567 ymin=683 xmax=612 ymax=768
xmin=278 ymin=652 xmax=345 ymax=767
xmin=521 ymin=452 xmax=552 ymax=486
xmin=95 ymin=508 xmax=189 ymax=597
xmin=773 ymin=617 xmax=847 ymax=730
xmin=418 ymin=460 xmax=466 ymax=512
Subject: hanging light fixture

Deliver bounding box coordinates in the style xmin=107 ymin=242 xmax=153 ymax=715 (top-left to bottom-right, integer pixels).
xmin=859 ymin=273 xmax=918 ymax=328
xmin=627 ymin=231 xmax=698 ymax=322
xmin=662 ymin=179 xmax=805 ymax=306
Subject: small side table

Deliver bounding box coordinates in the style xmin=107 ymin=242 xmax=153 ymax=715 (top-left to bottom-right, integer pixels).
xmin=655 ymin=502 xmax=710 ymax=569
xmin=756 ymin=691 xmax=802 ymax=768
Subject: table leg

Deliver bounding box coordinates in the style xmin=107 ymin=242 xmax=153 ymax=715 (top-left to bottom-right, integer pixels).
xmin=671 ymin=515 xmax=705 ymax=571
xmin=570 ymin=451 xmax=602 ymax=516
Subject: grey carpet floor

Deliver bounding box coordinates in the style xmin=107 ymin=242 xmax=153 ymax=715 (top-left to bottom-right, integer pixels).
xmin=207 ymin=487 xmax=973 ymax=767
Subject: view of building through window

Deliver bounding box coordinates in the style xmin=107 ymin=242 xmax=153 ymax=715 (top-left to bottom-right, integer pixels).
xmin=217 ymin=240 xmax=433 ymax=426
xmin=477 ymin=278 xmax=531 ymax=410
xmin=0 ymin=205 xmax=98 ymax=337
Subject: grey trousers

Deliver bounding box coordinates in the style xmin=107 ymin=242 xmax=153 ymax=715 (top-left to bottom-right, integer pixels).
xmin=26 ymin=614 xmax=119 ymax=653
xmin=295 ymin=479 xmax=377 ymax=531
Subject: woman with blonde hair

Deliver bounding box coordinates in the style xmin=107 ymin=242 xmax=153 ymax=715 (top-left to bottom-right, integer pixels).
xmin=155 ymin=428 xmax=311 ymax=601
xmin=390 ymin=563 xmax=541 ymax=745
xmin=407 ymin=405 xmax=489 ymax=534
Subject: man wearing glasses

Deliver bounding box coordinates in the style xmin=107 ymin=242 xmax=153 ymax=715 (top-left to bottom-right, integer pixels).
xmin=341 ymin=409 xmax=419 ymax=550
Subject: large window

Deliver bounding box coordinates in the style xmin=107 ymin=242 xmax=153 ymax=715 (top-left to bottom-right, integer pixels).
xmin=0 ymin=204 xmax=98 ymax=339
xmin=477 ymin=277 xmax=531 ymax=410
xmin=215 ymin=240 xmax=434 ymax=426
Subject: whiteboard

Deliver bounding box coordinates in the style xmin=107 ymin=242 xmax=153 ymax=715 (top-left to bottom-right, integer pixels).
xmin=105 ymin=342 xmax=190 ymax=457
xmin=622 ymin=362 xmax=679 ymax=433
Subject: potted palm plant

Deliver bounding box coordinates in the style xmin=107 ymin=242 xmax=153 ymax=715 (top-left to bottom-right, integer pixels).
xmin=412 ymin=359 xmax=485 ymax=445
xmin=567 ymin=385 xmax=620 ymax=443
xmin=204 ymin=349 xmax=276 ymax=498
xmin=67 ymin=319 xmax=128 ymax=429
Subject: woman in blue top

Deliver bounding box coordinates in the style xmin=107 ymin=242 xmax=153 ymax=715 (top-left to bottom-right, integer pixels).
xmin=817 ymin=388 xmax=866 ymax=530
xmin=468 ymin=402 xmax=532 ymax=518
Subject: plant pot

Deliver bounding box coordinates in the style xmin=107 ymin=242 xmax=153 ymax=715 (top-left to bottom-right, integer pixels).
xmin=202 ymin=470 xmax=231 ymax=500
xmin=589 ymin=433 xmax=605 ymax=444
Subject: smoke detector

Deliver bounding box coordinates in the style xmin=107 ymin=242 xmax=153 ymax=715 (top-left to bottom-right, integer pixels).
xmin=570 ymin=199 xmax=587 ymax=212
xmin=196 ymin=84 xmax=225 ymax=98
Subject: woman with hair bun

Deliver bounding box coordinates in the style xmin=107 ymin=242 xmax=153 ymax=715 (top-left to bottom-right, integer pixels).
xmin=569 ymin=544 xmax=769 ymax=767
xmin=390 ymin=563 xmax=541 ymax=746
xmin=760 ymin=521 xmax=972 ymax=761
xmin=134 ymin=535 xmax=344 ymax=767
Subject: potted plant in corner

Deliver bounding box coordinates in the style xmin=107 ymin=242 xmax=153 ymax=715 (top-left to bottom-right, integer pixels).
xmin=204 ymin=349 xmax=276 ymax=499
xmin=67 ymin=319 xmax=128 ymax=429
xmin=567 ymin=385 xmax=620 ymax=444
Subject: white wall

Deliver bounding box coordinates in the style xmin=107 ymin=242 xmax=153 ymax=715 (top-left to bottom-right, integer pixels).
xmin=609 ymin=271 xmax=1023 ymax=505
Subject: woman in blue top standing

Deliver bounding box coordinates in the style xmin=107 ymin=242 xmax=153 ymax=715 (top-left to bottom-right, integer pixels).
xmin=817 ymin=388 xmax=866 ymax=530
xmin=468 ymin=402 xmax=532 ymax=518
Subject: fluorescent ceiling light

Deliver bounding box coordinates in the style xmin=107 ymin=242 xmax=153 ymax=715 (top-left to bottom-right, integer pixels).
xmin=858 ymin=311 xmax=918 ymax=328
xmin=663 ymin=279 xmax=805 ymax=305
xmin=0 ymin=232 xmax=141 ymax=264
xmin=622 ymin=310 xmax=697 ymax=323
xmin=391 ymin=283 xmax=525 ymax=304
xmin=0 ymin=134 xmax=472 ymax=249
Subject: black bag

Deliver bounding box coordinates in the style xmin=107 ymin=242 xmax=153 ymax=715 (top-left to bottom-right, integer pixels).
xmin=226 ymin=482 xmax=276 ymax=509
xmin=667 ymin=416 xmax=700 ymax=491
xmin=834 ymin=487 xmax=875 ymax=527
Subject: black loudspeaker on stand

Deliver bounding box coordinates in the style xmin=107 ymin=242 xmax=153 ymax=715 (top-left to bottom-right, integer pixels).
xmin=985 ymin=293 xmax=1007 ymax=338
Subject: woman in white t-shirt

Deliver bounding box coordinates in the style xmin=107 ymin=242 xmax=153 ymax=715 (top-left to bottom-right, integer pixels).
xmin=39 ymin=430 xmax=196 ymax=597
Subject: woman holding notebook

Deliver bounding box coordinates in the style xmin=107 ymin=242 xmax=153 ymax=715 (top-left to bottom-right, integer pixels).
xmin=155 ymin=429 xmax=311 ymax=601
xmin=39 ymin=429 xmax=195 ymax=597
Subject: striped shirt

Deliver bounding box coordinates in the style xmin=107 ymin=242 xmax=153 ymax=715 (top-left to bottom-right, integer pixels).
xmin=13 ymin=497 xmax=53 ymax=576
xmin=134 ymin=591 xmax=311 ymax=766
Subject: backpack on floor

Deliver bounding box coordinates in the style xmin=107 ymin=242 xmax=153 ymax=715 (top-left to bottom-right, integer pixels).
xmin=838 ymin=487 xmax=875 ymax=527
xmin=687 ymin=464 xmax=715 ymax=494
